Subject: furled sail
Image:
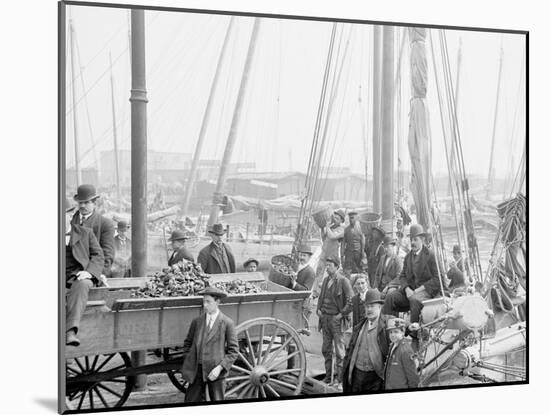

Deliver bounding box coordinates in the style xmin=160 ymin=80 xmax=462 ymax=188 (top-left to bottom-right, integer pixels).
xmin=407 ymin=27 xmax=432 ymax=230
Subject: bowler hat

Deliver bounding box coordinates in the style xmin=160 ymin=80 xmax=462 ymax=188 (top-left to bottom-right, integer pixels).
xmin=198 ymin=286 xmax=228 ymax=299
xmin=334 ymin=208 xmax=346 ymax=221
xmin=208 ymin=223 xmax=226 ymax=236
xmin=386 ymin=317 xmax=407 ymax=331
xmin=74 ymin=184 xmax=99 ymax=203
xmin=168 ymin=230 xmax=189 ymax=242
xmin=364 ymin=289 xmax=385 ymax=305
xmin=297 ymin=243 xmax=313 ymax=255
xmin=325 ymin=256 xmax=340 ymax=268
xmin=408 ymin=224 xmax=427 ymax=239
xmin=383 ymin=235 xmax=397 ymax=246
xmin=117 ymin=220 xmax=130 ymax=231
xmin=243 ymin=258 xmax=259 ymax=268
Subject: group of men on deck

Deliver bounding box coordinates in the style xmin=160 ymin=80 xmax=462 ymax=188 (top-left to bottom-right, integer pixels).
xmin=312 ymin=208 xmax=469 ymax=393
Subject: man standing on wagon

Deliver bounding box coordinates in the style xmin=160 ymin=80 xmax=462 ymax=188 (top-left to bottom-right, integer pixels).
xmin=198 ymin=223 xmax=236 ymax=274
xmin=180 ymin=287 xmax=239 ymax=402
xmin=342 ymin=210 xmax=367 ymax=275
xmin=71 ymin=184 xmax=115 ymax=278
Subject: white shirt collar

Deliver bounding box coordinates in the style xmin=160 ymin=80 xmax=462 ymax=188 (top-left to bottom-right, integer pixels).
xmin=206 ymin=310 xmax=220 ymax=326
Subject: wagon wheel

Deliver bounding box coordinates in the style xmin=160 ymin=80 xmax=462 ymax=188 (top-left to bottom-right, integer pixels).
xmin=162 ymin=347 xmax=188 ymax=393
xmin=225 ymin=317 xmax=306 ymax=400
xmin=66 ymin=352 xmax=133 ymax=410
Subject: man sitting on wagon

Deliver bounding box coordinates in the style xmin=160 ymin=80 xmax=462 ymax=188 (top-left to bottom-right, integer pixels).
xmin=65 ymin=201 xmax=104 ymax=347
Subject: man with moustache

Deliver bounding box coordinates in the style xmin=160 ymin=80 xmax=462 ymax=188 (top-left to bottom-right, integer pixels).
xmin=343 ymin=289 xmax=389 ymax=393
xmin=71 ymin=184 xmax=115 ymax=277
xmin=373 ymin=236 xmax=403 ymax=297
xmin=382 ymin=224 xmax=445 ymax=326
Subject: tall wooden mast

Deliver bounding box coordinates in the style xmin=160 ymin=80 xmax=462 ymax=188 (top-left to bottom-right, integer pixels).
xmin=207 ymin=19 xmax=262 ymax=227
xmin=371 ymin=25 xmax=382 ymax=212
xmin=109 ymin=52 xmax=122 ymax=211
xmin=182 ymin=17 xmax=235 ymax=214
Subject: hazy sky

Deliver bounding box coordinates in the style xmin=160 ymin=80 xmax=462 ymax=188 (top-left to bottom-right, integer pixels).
xmin=65 ymin=4 xmax=526 ymax=182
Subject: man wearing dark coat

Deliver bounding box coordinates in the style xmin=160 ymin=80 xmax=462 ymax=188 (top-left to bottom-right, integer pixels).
xmin=180 ymin=287 xmax=239 ymax=402
xmin=382 ymin=224 xmax=445 ymax=325
xmin=112 ymin=221 xmax=131 ymax=278
xmin=343 ymin=289 xmax=390 ymax=393
xmin=316 ymin=256 xmax=354 ymax=388
xmin=351 ymin=274 xmax=369 ymax=329
xmin=167 ymin=229 xmax=194 ymax=266
xmin=284 ymin=244 xmax=315 ymax=291
xmin=447 ymin=244 xmax=468 ymax=292
xmin=342 ymin=211 xmax=366 ymax=274
xmin=65 ymin=203 xmax=104 ymax=347
xmin=383 ymin=318 xmax=419 ymax=390
xmin=197 ymin=223 xmax=236 ymax=274
xmin=366 ymin=226 xmax=386 ymax=288
xmin=374 ymin=236 xmax=403 ymax=295
xmin=71 ymin=184 xmax=115 ymax=277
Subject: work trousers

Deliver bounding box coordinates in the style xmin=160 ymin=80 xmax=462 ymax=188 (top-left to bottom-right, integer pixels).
xmin=320 ymin=314 xmax=346 ymax=383
xmin=382 ymin=288 xmax=433 ymax=323
xmin=343 ymin=251 xmax=363 ymax=274
xmin=349 ymin=367 xmax=383 ymax=393
xmin=184 ymin=365 xmax=225 ymax=402
xmin=66 ymin=279 xmax=93 ymax=333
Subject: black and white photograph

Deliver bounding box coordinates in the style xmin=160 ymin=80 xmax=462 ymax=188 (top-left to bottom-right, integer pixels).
xmin=58 ymin=0 xmax=527 ymax=413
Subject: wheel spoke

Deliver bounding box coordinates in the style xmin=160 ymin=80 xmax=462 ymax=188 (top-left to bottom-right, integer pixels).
xmin=88 ymin=390 xmax=94 ymax=410
xmin=238 ymin=384 xmax=253 ymax=400
xmin=97 ymin=383 xmax=123 ymax=398
xmin=67 ymin=366 xmax=80 ymax=375
xmin=229 ymin=365 xmax=251 ymax=375
xmin=104 ymin=379 xmax=127 ymax=384
xmin=264 ymin=336 xmax=293 ymax=368
xmin=268 ymin=368 xmax=302 ymax=376
xmin=264 ymin=383 xmax=280 ymax=397
xmin=74 ymin=358 xmax=86 ymax=373
xmin=85 ymin=356 xmax=90 ymax=372
xmin=244 ymin=329 xmax=256 ymax=366
xmin=77 ymin=389 xmax=86 ymax=410
xmin=236 ymin=351 xmax=254 ymax=371
xmin=225 ymin=375 xmax=250 ymax=383
xmin=266 ymin=349 xmax=300 ymax=371
xmin=259 ymin=385 xmax=266 ymax=398
xmin=95 ymin=354 xmax=116 ymax=373
xmin=269 ymin=378 xmax=298 ymax=390
xmin=261 ymin=328 xmax=278 ymax=365
xmin=257 ymin=324 xmax=265 ymax=364
xmin=90 ymin=355 xmax=100 ymax=372
xmin=93 ymin=386 xmax=109 ymax=407
xmin=104 ymin=363 xmax=128 ymax=374
xmin=225 ymin=380 xmax=250 ymax=397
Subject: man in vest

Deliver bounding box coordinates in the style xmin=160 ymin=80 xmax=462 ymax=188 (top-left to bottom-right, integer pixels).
xmin=316 ymin=256 xmax=354 ymax=389
xmin=382 ymin=224 xmax=445 ymax=325
xmin=343 ymin=289 xmax=389 ymax=393
xmin=71 ymin=184 xmax=115 ymax=278
xmin=198 ymin=224 xmax=236 ymax=274
xmin=180 ymin=287 xmax=239 ymax=402
xmin=342 ymin=211 xmax=366 ymax=275
xmin=112 ymin=221 xmax=131 ymax=278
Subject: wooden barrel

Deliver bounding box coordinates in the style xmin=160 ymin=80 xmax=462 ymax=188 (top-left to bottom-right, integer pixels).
xmin=311 ymin=206 xmax=332 ymax=229
xmin=358 ymin=212 xmax=381 ymax=234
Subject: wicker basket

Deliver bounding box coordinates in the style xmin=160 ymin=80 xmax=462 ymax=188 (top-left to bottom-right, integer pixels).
xmin=358 ymin=212 xmax=381 ymax=234
xmin=269 ymin=254 xmax=294 ymax=287
xmin=312 ymin=206 xmax=333 ymax=229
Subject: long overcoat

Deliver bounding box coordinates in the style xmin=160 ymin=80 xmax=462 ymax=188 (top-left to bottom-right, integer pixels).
xmin=197 ymin=242 xmax=236 ymax=274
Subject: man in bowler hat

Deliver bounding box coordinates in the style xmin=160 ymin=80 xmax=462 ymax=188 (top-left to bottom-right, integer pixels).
xmin=180 ymin=287 xmax=238 ymax=402
xmin=198 ymin=224 xmax=236 ymax=274
xmin=343 ymin=289 xmax=389 ymax=393
xmin=382 ymin=224 xmax=445 ymax=326
xmin=70 ymin=184 xmax=115 ymax=277
xmin=65 ymin=201 xmax=104 ymax=346
xmin=112 ymin=221 xmax=131 ymax=278
xmin=168 ymin=229 xmax=194 ymax=265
